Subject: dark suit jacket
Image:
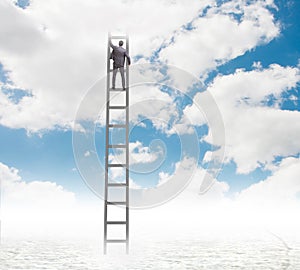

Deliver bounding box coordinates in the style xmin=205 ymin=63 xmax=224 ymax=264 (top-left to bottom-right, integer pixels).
xmin=110 ymin=41 xmax=131 ymax=68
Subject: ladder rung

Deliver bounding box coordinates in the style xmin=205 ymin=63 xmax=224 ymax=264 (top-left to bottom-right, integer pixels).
xmin=108 ymin=183 xmax=127 ymax=187
xmin=108 ymin=124 xmax=127 ymax=128
xmin=109 ymin=88 xmax=127 ymax=91
xmin=107 ymin=221 xmax=127 ymax=225
xmin=108 ymin=164 xmax=126 ymax=167
xmin=109 ymin=144 xmax=126 ymax=148
xmin=109 ymin=106 xmax=127 ymax=109
xmin=107 ymin=201 xmax=126 ymax=205
xmin=106 ymin=239 xmax=127 ymax=243
xmin=111 ymin=35 xmax=127 ymax=39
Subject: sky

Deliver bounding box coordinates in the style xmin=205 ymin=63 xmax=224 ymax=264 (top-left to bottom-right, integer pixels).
xmin=0 ymin=0 xmax=300 ymax=241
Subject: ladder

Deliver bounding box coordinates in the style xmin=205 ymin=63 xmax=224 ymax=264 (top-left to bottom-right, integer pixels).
xmin=104 ymin=34 xmax=130 ymax=254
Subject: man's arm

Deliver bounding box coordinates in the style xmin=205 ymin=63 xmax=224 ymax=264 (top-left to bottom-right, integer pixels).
xmin=125 ymin=52 xmax=131 ymax=65
xmin=109 ymin=40 xmax=117 ymax=49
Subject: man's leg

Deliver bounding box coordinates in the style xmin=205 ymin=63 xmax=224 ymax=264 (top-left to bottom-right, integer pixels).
xmin=120 ymin=67 xmax=125 ymax=89
xmin=112 ymin=67 xmax=118 ymax=89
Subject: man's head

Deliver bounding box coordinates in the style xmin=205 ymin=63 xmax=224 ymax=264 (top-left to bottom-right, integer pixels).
xmin=119 ymin=40 xmax=124 ymax=46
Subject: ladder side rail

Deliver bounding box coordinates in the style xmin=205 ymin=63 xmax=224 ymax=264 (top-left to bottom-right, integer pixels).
xmin=125 ymin=35 xmax=130 ymax=254
xmin=104 ymin=33 xmax=112 ymax=254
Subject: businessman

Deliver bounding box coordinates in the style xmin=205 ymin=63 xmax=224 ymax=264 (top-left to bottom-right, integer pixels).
xmin=110 ymin=40 xmax=131 ymax=90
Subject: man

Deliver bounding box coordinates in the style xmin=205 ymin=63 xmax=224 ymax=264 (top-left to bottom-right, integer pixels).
xmin=110 ymin=40 xmax=131 ymax=90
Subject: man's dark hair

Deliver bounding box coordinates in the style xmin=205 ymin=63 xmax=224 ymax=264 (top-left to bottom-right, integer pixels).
xmin=119 ymin=40 xmax=124 ymax=46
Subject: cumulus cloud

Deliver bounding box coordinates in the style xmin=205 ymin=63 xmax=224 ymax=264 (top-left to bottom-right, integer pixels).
xmin=129 ymin=141 xmax=163 ymax=164
xmin=193 ymin=64 xmax=300 ymax=173
xmin=129 ymin=178 xmax=142 ymax=190
xmin=129 ymin=84 xmax=177 ymax=121
xmin=236 ymin=157 xmax=300 ymax=207
xmin=1 ymin=158 xmax=300 ymax=240
xmin=132 ymin=155 xmax=300 ymax=242
xmin=0 ymin=0 xmax=210 ymax=132
xmin=0 ymin=162 xmax=76 ymax=209
xmin=108 ymin=140 xmax=163 ymax=166
xmin=84 ymin=150 xmax=90 ymax=157
xmin=178 ymin=99 xmax=207 ymax=128
xmin=157 ymin=171 xmax=171 ymax=187
xmin=156 ymin=156 xmax=229 ymax=201
xmin=0 ymin=0 xmax=282 ymax=133
xmin=0 ymin=161 xmax=107 ymax=239
xmin=159 ymin=0 xmax=279 ymax=78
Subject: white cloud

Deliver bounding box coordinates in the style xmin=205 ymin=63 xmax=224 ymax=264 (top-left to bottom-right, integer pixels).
xmin=164 ymin=67 xmax=200 ymax=93
xmin=109 ymin=140 xmax=163 ymax=165
xmin=179 ymin=99 xmax=207 ymax=127
xmin=0 ymin=161 xmax=106 ymax=239
xmin=1 ymin=159 xmax=300 ymax=240
xmin=156 ymin=156 xmax=229 ymax=201
xmin=0 ymin=0 xmax=282 ymax=133
xmin=0 ymin=162 xmax=76 ymax=209
xmin=195 ymin=64 xmax=300 ymax=173
xmin=236 ymin=157 xmax=300 ymax=207
xmin=129 ymin=141 xmax=163 ymax=164
xmin=132 ymin=156 xmax=300 ymax=242
xmin=84 ymin=150 xmax=90 ymax=157
xmin=129 ymin=178 xmax=142 ymax=190
xmin=252 ymin=61 xmax=263 ymax=69
xmin=0 ymin=0 xmax=210 ymax=132
xmin=129 ymin=84 xmax=179 ymax=133
xmin=157 ymin=171 xmax=171 ymax=187
xmin=159 ymin=0 xmax=279 ymax=78
xmin=209 ymin=64 xmax=300 ymax=108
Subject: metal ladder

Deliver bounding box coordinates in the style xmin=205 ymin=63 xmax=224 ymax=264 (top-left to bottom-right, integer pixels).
xmin=104 ymin=34 xmax=129 ymax=254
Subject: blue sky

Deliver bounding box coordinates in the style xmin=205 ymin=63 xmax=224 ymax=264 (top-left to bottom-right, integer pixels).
xmin=0 ymin=0 xmax=299 ymax=205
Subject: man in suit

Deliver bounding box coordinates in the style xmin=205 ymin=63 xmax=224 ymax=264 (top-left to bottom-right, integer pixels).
xmin=110 ymin=40 xmax=131 ymax=90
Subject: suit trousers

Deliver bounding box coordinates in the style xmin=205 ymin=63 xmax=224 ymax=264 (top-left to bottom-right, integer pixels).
xmin=112 ymin=66 xmax=125 ymax=89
